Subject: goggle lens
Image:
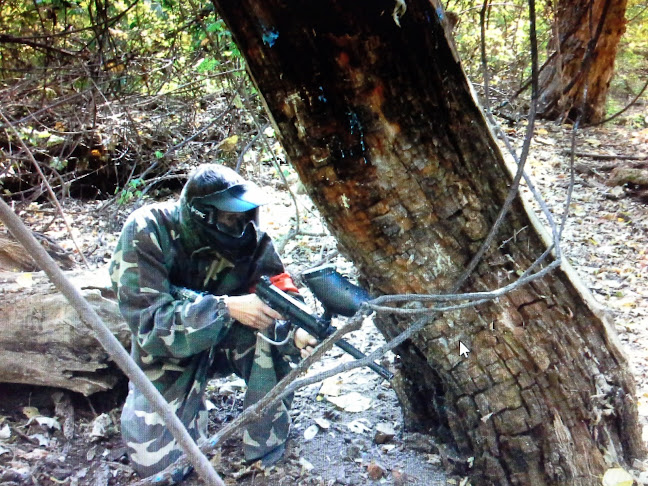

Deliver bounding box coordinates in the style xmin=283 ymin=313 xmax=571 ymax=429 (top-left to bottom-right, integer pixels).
xmin=190 ymin=204 xmax=253 ymax=238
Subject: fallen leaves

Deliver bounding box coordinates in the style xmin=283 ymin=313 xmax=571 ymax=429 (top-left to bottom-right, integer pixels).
xmin=313 ymin=417 xmax=330 ymax=429
xmin=303 ymin=424 xmax=318 ymax=441
xmin=216 ymin=134 xmax=239 ymax=152
xmin=602 ymin=467 xmax=634 ymax=486
xmin=89 ymin=413 xmax=113 ymax=441
xmin=347 ymin=419 xmax=372 ymax=434
xmin=366 ymin=460 xmax=387 ymax=480
xmin=374 ymin=422 xmax=396 ymax=444
xmin=326 ymin=392 xmax=372 ymax=413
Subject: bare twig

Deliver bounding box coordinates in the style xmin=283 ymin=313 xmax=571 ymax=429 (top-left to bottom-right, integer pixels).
xmin=0 ymin=33 xmax=77 ymax=57
xmin=235 ymin=121 xmax=269 ymax=172
xmin=479 ymin=0 xmax=492 ymax=113
xmin=1 ymin=112 xmax=91 ymax=269
xmin=236 ymin=90 xmax=302 ymax=254
xmin=0 ymin=90 xmax=90 ymax=128
xmin=453 ymin=0 xmax=544 ymax=292
xmin=593 ymin=77 xmax=648 ymax=126
xmin=561 ymin=151 xmax=648 ymax=161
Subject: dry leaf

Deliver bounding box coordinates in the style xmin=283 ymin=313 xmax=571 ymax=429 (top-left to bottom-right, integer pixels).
xmin=304 ymin=424 xmax=319 ymax=441
xmin=90 ymin=413 xmax=111 ymax=438
xmin=22 ymin=407 xmax=40 ymax=419
xmin=15 ymin=273 xmax=33 ymax=288
xmin=19 ymin=448 xmax=48 ymax=461
xmin=314 ymin=417 xmax=330 ymax=429
xmin=602 ymin=467 xmax=634 ymax=486
xmin=30 ymin=434 xmax=49 ymax=446
xmin=326 ymin=392 xmax=372 ymax=412
xmin=298 ymin=457 xmax=314 ymax=472
xmin=319 ymin=376 xmax=342 ymax=397
xmin=347 ymin=420 xmax=371 ymax=434
xmin=217 ymin=135 xmax=239 ymax=152
xmin=367 ymin=461 xmax=387 ymax=480
xmin=0 ymin=424 xmax=10 ymax=439
xmin=34 ymin=416 xmax=61 ymax=431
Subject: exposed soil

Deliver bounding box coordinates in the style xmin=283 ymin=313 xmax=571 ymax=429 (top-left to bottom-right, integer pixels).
xmin=2 ymin=110 xmax=648 ymax=486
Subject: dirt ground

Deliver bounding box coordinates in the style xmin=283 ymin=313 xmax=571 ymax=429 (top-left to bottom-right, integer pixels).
xmin=1 ymin=111 xmax=648 ymax=486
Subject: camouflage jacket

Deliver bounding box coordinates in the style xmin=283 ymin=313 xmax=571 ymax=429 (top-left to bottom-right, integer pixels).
xmin=109 ymin=201 xmax=286 ymax=381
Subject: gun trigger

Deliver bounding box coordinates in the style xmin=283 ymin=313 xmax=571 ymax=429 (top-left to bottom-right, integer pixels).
xmin=274 ymin=319 xmax=293 ymax=342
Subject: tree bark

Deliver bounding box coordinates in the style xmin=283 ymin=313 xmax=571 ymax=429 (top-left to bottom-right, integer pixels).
xmin=213 ymin=0 xmax=644 ymax=484
xmin=0 ymin=269 xmax=129 ymax=396
xmin=538 ymin=0 xmax=627 ymax=124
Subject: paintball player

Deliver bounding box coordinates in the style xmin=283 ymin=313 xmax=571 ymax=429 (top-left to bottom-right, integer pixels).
xmin=109 ymin=164 xmax=316 ymax=481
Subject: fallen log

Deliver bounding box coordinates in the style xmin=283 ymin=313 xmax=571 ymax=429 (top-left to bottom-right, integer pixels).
xmin=0 ymin=268 xmax=130 ymax=396
xmin=607 ymin=167 xmax=648 ymax=187
xmin=0 ymin=230 xmax=75 ymax=272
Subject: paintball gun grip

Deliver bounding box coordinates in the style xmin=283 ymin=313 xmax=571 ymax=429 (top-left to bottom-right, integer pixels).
xmin=256 ymin=277 xmax=393 ymax=381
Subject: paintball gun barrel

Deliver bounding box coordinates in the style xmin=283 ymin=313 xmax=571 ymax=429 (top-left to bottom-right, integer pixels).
xmin=256 ymin=265 xmax=393 ymax=381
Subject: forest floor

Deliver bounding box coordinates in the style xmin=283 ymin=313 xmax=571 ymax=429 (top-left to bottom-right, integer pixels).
xmin=1 ymin=110 xmax=648 ymax=486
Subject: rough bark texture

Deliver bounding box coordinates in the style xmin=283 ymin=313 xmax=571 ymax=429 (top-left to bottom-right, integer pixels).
xmin=213 ymin=0 xmax=644 ymax=484
xmin=0 ymin=268 xmax=129 ymax=395
xmin=538 ymin=0 xmax=627 ymax=124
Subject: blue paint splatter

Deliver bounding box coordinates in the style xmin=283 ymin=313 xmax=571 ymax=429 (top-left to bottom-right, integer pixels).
xmin=317 ymin=86 xmax=327 ymax=103
xmin=262 ymin=28 xmax=279 ymax=47
xmin=436 ymin=6 xmax=444 ymax=20
xmin=347 ymin=111 xmax=368 ymax=164
xmin=154 ymin=474 xmax=164 ymax=482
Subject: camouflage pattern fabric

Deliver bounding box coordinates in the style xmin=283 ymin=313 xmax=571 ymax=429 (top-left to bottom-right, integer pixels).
xmin=242 ymin=330 xmax=290 ymax=461
xmin=109 ymin=201 xmax=295 ymax=479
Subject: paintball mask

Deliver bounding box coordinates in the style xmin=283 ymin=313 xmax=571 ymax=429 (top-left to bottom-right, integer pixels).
xmin=189 ymin=186 xmax=262 ymax=237
xmin=181 ymin=165 xmax=267 ymax=259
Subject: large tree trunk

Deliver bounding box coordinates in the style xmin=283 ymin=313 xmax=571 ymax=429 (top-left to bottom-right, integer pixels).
xmin=0 ymin=269 xmax=129 ymax=396
xmin=538 ymin=0 xmax=627 ymax=124
xmin=213 ymin=0 xmax=643 ymax=484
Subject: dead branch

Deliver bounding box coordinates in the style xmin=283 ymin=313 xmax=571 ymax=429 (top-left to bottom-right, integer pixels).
xmin=563 ymin=150 xmax=648 ymax=161
xmin=1 ymin=112 xmax=90 ymax=268
xmin=0 ymin=33 xmax=77 ymax=57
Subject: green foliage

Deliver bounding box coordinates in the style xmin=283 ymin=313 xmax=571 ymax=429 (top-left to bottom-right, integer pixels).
xmin=0 ymin=0 xmax=263 ymax=202
xmin=447 ymin=0 xmax=647 ymax=119
xmin=608 ymin=0 xmax=648 ymax=115
xmin=0 ymin=0 xmax=244 ymax=96
xmin=116 ymin=178 xmax=145 ymax=206
xmin=448 ymin=0 xmax=553 ymax=92
xmin=49 ymin=157 xmax=68 ymax=171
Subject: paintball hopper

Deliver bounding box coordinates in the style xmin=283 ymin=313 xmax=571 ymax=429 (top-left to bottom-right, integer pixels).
xmin=302 ymin=264 xmax=370 ymax=317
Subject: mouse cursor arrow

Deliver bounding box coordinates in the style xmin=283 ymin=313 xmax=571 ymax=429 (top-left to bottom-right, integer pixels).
xmin=459 ymin=342 xmax=470 ymax=358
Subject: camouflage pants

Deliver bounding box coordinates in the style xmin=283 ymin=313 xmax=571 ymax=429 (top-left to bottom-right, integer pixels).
xmin=121 ymin=323 xmax=294 ymax=480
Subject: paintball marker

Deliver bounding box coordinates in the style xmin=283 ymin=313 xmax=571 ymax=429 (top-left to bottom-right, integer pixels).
xmin=256 ymin=264 xmax=393 ymax=381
